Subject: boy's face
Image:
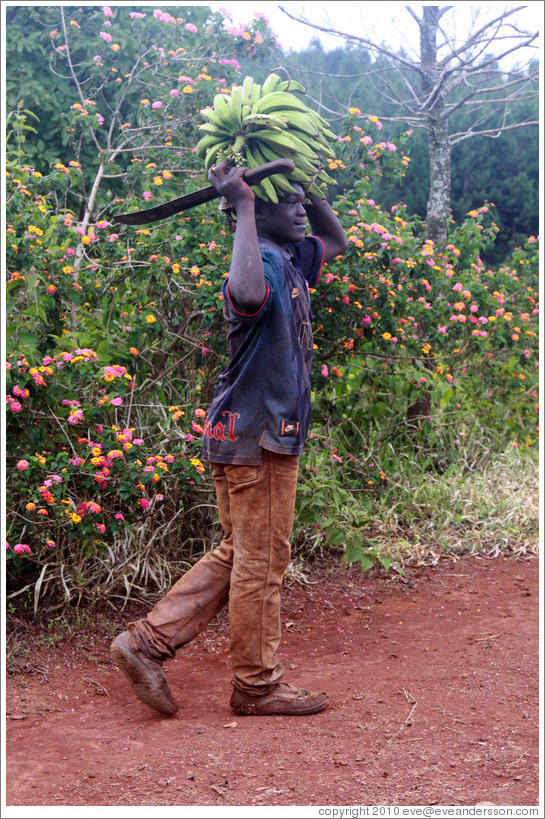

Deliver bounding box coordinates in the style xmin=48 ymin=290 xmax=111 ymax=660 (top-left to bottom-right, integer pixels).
xmin=255 ymin=184 xmax=307 ymax=247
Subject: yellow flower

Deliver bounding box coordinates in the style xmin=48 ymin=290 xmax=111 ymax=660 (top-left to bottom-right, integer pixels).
xmin=145 ymin=314 xmax=156 ymax=323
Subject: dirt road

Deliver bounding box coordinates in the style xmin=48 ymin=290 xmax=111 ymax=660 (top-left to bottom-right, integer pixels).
xmin=5 ymin=553 xmax=541 ymax=810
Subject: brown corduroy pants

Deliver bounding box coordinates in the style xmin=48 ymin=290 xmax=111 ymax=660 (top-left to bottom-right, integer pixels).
xmin=127 ymin=449 xmax=300 ymax=694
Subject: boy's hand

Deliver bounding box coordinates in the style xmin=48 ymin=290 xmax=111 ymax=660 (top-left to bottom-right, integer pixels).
xmin=208 ymin=159 xmax=255 ymax=209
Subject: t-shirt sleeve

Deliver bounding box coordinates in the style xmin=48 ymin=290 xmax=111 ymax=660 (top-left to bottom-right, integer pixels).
xmin=222 ymin=250 xmax=277 ymax=323
xmin=290 ymin=236 xmax=325 ymax=287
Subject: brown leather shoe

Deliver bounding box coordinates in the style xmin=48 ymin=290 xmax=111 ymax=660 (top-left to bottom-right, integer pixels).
xmin=111 ymin=631 xmax=178 ymax=716
xmin=230 ymin=682 xmax=328 ymax=716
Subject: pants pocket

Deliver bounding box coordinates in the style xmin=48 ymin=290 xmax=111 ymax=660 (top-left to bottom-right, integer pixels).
xmin=224 ymin=464 xmax=259 ymax=485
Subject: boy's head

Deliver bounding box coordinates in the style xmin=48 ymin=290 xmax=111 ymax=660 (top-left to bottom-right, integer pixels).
xmin=220 ymin=183 xmax=307 ymax=246
xmin=255 ymin=183 xmax=307 ymax=247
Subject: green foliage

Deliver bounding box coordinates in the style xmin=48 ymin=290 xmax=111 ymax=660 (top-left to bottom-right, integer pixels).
xmin=4 ymin=8 xmax=540 ymax=605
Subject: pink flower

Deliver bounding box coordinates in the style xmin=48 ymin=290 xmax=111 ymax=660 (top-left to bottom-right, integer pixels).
xmin=46 ymin=540 xmax=56 ymax=548
xmin=321 ymin=365 xmax=329 ymax=377
xmin=185 ymin=23 xmax=198 ymax=33
xmin=103 ymin=5 xmax=113 ymax=17
xmin=95 ymin=523 xmax=106 ymax=534
xmin=152 ymin=101 xmax=162 ymax=109
xmin=139 ymin=498 xmax=150 ymax=510
xmin=109 ymin=397 xmax=123 ymax=406
xmin=99 ymin=31 xmax=112 ymax=43
xmin=114 ymin=513 xmax=125 ymax=520
xmin=13 ymin=543 xmax=31 ymax=555
xmin=68 ymin=408 xmax=84 ymax=425
xmin=143 ymin=191 xmax=152 ymax=201
xmin=17 ymin=459 xmax=29 ymax=471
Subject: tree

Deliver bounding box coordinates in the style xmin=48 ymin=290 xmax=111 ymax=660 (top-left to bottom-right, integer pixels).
xmin=279 ymin=3 xmax=539 ymax=246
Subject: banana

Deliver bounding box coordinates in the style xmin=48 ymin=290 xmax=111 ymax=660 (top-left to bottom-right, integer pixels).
xmin=246 ymin=130 xmax=300 ymax=157
xmin=269 ymin=172 xmax=300 ymax=197
xmin=245 ymin=143 xmax=278 ymax=202
xmin=306 ymin=181 xmax=325 ymax=198
xmin=243 ymin=113 xmax=289 ymax=131
xmin=277 ymin=79 xmax=306 ymax=93
xmin=280 ymin=110 xmax=320 ymax=137
xmin=200 ymin=106 xmax=232 ymax=129
xmin=198 ymin=121 xmax=233 ymax=137
xmin=259 ymin=72 xmax=283 ymax=97
xmin=316 ymin=168 xmax=338 ymax=185
xmin=230 ymin=133 xmax=247 ymax=158
xmin=257 ymin=174 xmax=279 ymax=204
xmin=203 ymin=139 xmax=232 ymax=171
xmin=197 ymin=72 xmax=339 ymax=195
xmin=227 ymin=86 xmax=243 ymax=129
xmin=250 ymin=81 xmax=262 ymax=108
xmin=196 ymin=133 xmax=226 ymax=158
xmin=254 ymin=91 xmax=312 ymax=115
xmin=241 ymin=75 xmax=255 ymax=109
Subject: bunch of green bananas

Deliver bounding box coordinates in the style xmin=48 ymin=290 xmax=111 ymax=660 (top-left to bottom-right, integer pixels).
xmin=196 ymin=72 xmax=338 ymax=202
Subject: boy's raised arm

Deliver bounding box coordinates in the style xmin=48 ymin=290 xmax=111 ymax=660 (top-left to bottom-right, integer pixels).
xmin=304 ymin=193 xmax=348 ymax=263
xmin=208 ymin=160 xmax=268 ymax=313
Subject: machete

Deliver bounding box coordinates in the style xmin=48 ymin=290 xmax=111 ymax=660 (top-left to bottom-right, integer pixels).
xmin=112 ymin=159 xmax=296 ymax=226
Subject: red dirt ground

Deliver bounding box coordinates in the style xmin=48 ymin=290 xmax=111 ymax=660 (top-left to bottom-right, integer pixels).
xmin=4 ymin=553 xmax=542 ymax=810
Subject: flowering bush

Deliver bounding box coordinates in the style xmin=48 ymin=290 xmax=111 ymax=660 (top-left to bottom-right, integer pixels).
xmin=4 ymin=9 xmax=539 ymax=597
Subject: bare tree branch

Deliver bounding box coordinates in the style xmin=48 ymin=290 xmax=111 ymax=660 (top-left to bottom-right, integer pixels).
xmin=279 ymin=3 xmax=538 ymax=245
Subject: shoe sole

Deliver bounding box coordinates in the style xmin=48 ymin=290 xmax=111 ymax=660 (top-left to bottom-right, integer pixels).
xmin=232 ymin=698 xmax=329 ymax=717
xmin=111 ymin=638 xmax=178 ymax=716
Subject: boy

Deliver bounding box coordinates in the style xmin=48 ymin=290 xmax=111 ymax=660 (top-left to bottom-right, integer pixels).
xmin=111 ymin=159 xmax=348 ymax=717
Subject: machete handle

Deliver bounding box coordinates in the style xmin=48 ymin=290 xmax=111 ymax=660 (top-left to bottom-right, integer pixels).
xmin=113 ymin=159 xmax=296 ymax=225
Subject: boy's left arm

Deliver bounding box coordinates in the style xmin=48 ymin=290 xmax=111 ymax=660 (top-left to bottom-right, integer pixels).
xmin=304 ymin=194 xmax=348 ymax=263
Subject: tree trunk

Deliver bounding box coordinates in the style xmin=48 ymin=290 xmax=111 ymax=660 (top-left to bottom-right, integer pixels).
xmin=418 ymin=6 xmax=452 ymax=246
xmin=425 ymin=117 xmax=451 ymax=246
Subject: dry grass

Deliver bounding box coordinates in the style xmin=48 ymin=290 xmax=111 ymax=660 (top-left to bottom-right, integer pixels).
xmin=356 ymin=448 xmax=540 ymax=569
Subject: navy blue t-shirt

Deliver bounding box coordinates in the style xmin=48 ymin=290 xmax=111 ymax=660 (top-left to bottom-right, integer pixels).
xmin=202 ymin=236 xmax=325 ymax=465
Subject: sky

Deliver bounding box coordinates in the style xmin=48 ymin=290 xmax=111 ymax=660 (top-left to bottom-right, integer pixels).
xmin=203 ymin=1 xmax=542 ymax=65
